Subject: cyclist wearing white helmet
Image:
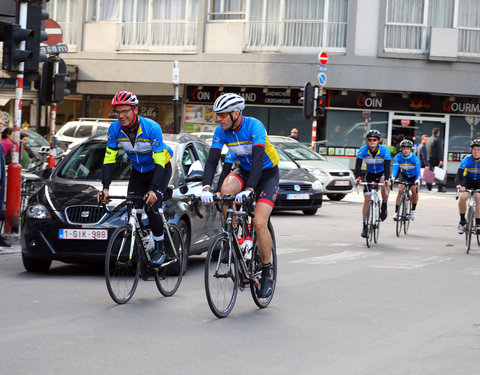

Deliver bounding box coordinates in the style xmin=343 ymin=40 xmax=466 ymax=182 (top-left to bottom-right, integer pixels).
xmin=201 ymin=93 xmax=280 ymax=298
xmin=388 ymin=139 xmax=421 ymax=221
xmin=98 ymin=91 xmax=173 ymax=267
xmin=456 ymin=139 xmax=480 ymax=234
xmin=355 ymin=129 xmax=392 ymax=238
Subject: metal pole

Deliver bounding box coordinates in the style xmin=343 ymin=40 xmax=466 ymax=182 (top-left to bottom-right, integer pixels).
xmin=172 ymin=60 xmax=180 ymax=133
xmin=47 ymin=57 xmax=59 ymax=168
xmin=5 ymin=1 xmax=27 ymax=233
xmin=311 ymin=86 xmax=319 ymax=150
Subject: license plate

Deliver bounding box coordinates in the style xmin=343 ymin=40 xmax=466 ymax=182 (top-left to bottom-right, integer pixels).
xmin=287 ymin=193 xmax=310 ymax=200
xmin=59 ymin=229 xmax=108 ymax=240
xmin=334 ymin=180 xmax=350 ymax=186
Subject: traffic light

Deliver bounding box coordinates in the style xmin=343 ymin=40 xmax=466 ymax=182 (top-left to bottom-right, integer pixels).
xmin=40 ymin=56 xmax=70 ymax=104
xmin=24 ymin=3 xmax=49 ymax=72
xmin=53 ymin=72 xmax=71 ymax=103
xmin=316 ymin=95 xmax=326 ymax=117
xmin=2 ymin=23 xmax=32 ymax=71
xmin=302 ymin=82 xmax=314 ymax=119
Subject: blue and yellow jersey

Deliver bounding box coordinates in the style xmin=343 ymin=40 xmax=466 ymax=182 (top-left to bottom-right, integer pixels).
xmin=211 ymin=116 xmax=279 ymax=171
xmin=356 ymin=144 xmax=391 ymax=174
xmin=459 ymin=155 xmax=480 ymax=181
xmin=104 ymin=115 xmax=173 ymax=173
xmin=391 ymin=152 xmax=421 ymax=179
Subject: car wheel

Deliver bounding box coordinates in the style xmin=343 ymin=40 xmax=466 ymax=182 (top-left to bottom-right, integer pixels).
xmin=177 ymin=219 xmax=190 ymax=273
xmin=327 ymin=194 xmax=346 ymax=201
xmin=302 ymin=208 xmax=318 ymax=215
xmin=22 ymin=253 xmax=51 ymax=272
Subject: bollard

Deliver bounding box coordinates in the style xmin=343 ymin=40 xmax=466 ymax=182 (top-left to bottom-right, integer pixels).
xmin=5 ymin=162 xmax=22 ymax=233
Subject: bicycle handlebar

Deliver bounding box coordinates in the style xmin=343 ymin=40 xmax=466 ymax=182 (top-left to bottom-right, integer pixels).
xmin=210 ymin=194 xmax=256 ymax=218
xmin=456 ymin=188 xmax=480 ymax=200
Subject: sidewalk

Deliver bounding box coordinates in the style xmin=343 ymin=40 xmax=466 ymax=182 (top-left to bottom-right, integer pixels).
xmin=0 ymin=233 xmax=21 ymax=255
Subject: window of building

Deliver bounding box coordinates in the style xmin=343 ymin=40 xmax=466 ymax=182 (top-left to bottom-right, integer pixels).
xmin=209 ymin=0 xmax=246 ymax=20
xmin=45 ymin=0 xmax=78 ymax=48
xmin=244 ymin=0 xmax=348 ymax=52
xmin=384 ymin=0 xmax=480 ymax=56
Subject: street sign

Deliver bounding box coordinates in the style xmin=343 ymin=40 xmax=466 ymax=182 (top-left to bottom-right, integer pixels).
xmin=317 ymin=65 xmax=327 ymax=73
xmin=44 ymin=18 xmax=63 ymax=45
xmin=318 ymin=51 xmax=328 ymax=65
xmin=317 ymin=72 xmax=327 ymax=86
xmin=401 ymin=119 xmax=410 ymax=127
xmin=362 ymin=111 xmax=370 ymax=119
xmin=40 ymin=44 xmax=68 ymax=54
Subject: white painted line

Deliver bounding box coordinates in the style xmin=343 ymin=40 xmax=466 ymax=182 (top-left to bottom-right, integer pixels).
xmin=372 ymin=256 xmax=452 ymax=270
xmin=291 ymin=250 xmax=379 ymax=265
xmin=277 ymin=248 xmax=311 ymax=255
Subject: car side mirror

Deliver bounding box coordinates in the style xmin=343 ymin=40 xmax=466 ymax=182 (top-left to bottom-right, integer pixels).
xmin=185 ymin=160 xmax=204 ymax=182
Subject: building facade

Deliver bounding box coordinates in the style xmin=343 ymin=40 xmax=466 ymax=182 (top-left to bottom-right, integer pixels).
xmin=1 ymin=0 xmax=479 ymax=175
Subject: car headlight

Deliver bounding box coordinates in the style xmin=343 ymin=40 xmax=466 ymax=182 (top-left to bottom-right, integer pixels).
xmin=26 ymin=204 xmax=52 ymax=219
xmin=312 ymin=180 xmax=323 ymax=192
xmin=308 ymin=168 xmax=328 ymax=178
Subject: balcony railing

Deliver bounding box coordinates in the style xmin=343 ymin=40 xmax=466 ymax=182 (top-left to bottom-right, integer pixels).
xmin=117 ymin=21 xmax=197 ymax=52
xmin=244 ymin=20 xmax=347 ymax=52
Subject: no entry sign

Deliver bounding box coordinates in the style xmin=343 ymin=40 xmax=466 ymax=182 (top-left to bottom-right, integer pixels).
xmin=44 ymin=19 xmax=63 ymax=45
xmin=318 ymin=51 xmax=328 ymax=66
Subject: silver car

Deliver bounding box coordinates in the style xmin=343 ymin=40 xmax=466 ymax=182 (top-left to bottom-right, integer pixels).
xmin=270 ymin=136 xmax=355 ymax=201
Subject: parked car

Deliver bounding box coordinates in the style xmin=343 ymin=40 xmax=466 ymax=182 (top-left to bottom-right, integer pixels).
xmin=21 ymin=133 xmax=222 ymax=273
xmin=55 ymin=118 xmax=111 ymax=151
xmin=270 ymin=136 xmax=355 ymax=201
xmin=275 ymin=148 xmax=323 ymax=215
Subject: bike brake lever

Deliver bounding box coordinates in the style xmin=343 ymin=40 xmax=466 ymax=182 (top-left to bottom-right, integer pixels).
xmin=192 ymin=195 xmax=204 ymax=219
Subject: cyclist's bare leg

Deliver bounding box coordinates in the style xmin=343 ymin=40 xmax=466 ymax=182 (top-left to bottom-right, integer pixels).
xmin=396 ymin=184 xmax=405 ymax=205
xmin=362 ymin=194 xmax=370 ymax=221
xmin=458 ymin=191 xmax=468 ymax=214
xmin=410 ymin=185 xmax=419 ymax=205
xmin=474 ymin=192 xmax=480 ymax=218
xmin=252 ymin=201 xmax=273 ymax=264
xmin=380 ymin=177 xmax=388 ymax=201
xmin=220 ymin=175 xmax=243 ymax=218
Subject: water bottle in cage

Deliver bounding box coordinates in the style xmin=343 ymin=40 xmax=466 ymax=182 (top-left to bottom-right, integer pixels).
xmin=243 ymin=237 xmax=253 ymax=260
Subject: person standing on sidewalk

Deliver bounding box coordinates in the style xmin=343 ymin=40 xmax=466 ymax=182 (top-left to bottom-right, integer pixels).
xmin=427 ymin=128 xmax=445 ymax=192
xmin=417 ymin=134 xmax=432 ymax=191
xmin=0 ymin=112 xmax=11 ymax=247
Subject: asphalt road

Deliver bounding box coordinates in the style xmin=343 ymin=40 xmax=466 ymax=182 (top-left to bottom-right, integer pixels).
xmin=1 ymin=189 xmax=479 ymax=375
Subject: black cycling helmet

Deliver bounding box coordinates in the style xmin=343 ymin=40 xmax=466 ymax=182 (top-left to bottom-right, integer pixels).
xmin=366 ymin=129 xmax=382 ymax=139
xmin=400 ymin=140 xmax=414 ymax=148
xmin=471 ymin=139 xmax=480 ymax=147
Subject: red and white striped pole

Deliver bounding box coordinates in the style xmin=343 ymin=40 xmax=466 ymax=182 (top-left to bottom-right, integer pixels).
xmin=47 ymin=103 xmax=57 ymax=168
xmin=5 ymin=1 xmax=27 ymax=233
xmin=311 ymin=86 xmax=319 ymax=150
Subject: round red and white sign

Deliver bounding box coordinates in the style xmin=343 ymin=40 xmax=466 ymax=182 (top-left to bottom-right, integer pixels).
xmin=318 ymin=51 xmax=328 ymax=66
xmin=401 ymin=119 xmax=410 ymax=127
xmin=44 ymin=19 xmax=63 ymax=45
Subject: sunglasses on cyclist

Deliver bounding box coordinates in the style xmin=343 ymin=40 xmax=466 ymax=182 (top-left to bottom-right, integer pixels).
xmin=367 ymin=138 xmax=378 ymax=142
xmin=112 ymin=108 xmax=133 ymax=117
xmin=216 ymin=112 xmax=231 ymax=119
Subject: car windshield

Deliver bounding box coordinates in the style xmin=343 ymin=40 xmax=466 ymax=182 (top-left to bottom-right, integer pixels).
xmin=95 ymin=124 xmax=110 ymax=134
xmin=277 ymin=148 xmax=299 ymax=170
xmin=58 ymin=142 xmax=132 ymax=180
xmin=275 ymin=142 xmax=326 ymax=161
xmin=25 ymin=130 xmax=49 ymax=147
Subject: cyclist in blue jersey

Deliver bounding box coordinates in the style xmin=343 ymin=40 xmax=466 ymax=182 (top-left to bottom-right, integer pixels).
xmin=201 ymin=93 xmax=279 ymax=298
xmin=98 ymin=91 xmax=173 ymax=267
xmin=354 ymin=129 xmax=392 ymax=238
xmin=456 ymin=139 xmax=480 ymax=234
xmin=388 ymin=140 xmax=421 ymax=221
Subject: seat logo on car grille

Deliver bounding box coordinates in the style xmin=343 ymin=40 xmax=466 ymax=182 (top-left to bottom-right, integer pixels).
xmin=81 ymin=211 xmax=90 ymax=218
xmin=294 ymin=184 xmax=301 ymax=191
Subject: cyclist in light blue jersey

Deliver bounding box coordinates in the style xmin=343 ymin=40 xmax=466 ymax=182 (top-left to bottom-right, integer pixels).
xmin=456 ymin=139 xmax=480 ymax=234
xmin=388 ymin=140 xmax=421 ymax=221
xmin=354 ymin=129 xmax=391 ymax=238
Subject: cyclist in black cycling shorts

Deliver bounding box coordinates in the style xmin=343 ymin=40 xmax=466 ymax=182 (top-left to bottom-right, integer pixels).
xmin=201 ymin=93 xmax=279 ymax=298
xmin=354 ymin=129 xmax=392 ymax=238
xmin=98 ymin=91 xmax=173 ymax=267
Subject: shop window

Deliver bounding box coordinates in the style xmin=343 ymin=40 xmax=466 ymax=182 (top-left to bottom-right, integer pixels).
xmin=449 ymin=116 xmax=480 ymax=159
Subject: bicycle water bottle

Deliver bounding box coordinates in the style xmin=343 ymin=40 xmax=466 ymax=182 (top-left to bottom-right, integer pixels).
xmin=237 ymin=237 xmax=245 ymax=251
xmin=243 ymin=237 xmax=253 ymax=260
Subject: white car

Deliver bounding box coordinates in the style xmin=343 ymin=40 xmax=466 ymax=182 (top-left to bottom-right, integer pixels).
xmin=270 ymin=136 xmax=355 ymax=201
xmin=56 ymin=118 xmax=111 ymax=150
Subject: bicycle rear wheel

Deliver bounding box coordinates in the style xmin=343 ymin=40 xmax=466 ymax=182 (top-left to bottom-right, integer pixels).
xmin=105 ymin=225 xmax=140 ymax=304
xmin=251 ymin=220 xmax=277 ymax=308
xmin=373 ymin=199 xmax=380 ymax=243
xmin=466 ymin=205 xmax=474 ymax=254
xmin=155 ymin=223 xmax=185 ymax=297
xmin=205 ymin=232 xmax=238 ymax=318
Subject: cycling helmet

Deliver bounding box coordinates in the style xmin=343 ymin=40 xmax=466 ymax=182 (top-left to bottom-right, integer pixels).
xmin=471 ymin=139 xmax=480 ymax=147
xmin=400 ymin=140 xmax=414 ymax=148
xmin=213 ymin=93 xmax=245 ymax=113
xmin=112 ymin=91 xmax=139 ymax=107
xmin=366 ymin=129 xmax=382 ymax=139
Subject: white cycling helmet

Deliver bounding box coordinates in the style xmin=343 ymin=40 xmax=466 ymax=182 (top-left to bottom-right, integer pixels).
xmin=213 ymin=93 xmax=245 ymax=113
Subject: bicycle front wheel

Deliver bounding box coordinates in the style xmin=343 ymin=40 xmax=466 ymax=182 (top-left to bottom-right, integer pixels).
xmin=365 ymin=200 xmax=372 ymax=248
xmin=251 ymin=220 xmax=277 ymax=308
xmin=466 ymin=205 xmax=474 ymax=254
xmin=396 ymin=197 xmax=404 ymax=237
xmin=373 ymin=199 xmax=380 ymax=243
xmin=105 ymin=225 xmax=140 ymax=304
xmin=404 ymin=196 xmax=411 ymax=235
xmin=155 ymin=223 xmax=185 ymax=297
xmin=204 ymin=232 xmax=238 ymax=318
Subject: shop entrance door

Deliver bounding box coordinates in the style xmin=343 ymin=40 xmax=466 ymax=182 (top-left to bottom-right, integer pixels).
xmin=388 ymin=113 xmax=448 ymax=161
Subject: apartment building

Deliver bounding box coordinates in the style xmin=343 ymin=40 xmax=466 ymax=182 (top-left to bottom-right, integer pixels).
xmin=0 ymin=0 xmax=479 ymax=174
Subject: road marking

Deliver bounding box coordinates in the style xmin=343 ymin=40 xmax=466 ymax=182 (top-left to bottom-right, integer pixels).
xmin=371 ymin=256 xmax=452 ymax=270
xmin=277 ymin=248 xmax=312 ymax=255
xmin=291 ymin=250 xmax=379 ymax=265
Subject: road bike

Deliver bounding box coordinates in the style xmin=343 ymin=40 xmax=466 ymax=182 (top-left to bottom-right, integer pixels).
xmin=102 ymin=192 xmax=185 ymax=304
xmin=360 ymin=182 xmax=385 ymax=248
xmin=393 ymin=180 xmax=418 ymax=237
xmin=204 ymin=195 xmax=277 ymax=318
xmin=456 ymin=189 xmax=480 ymax=254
